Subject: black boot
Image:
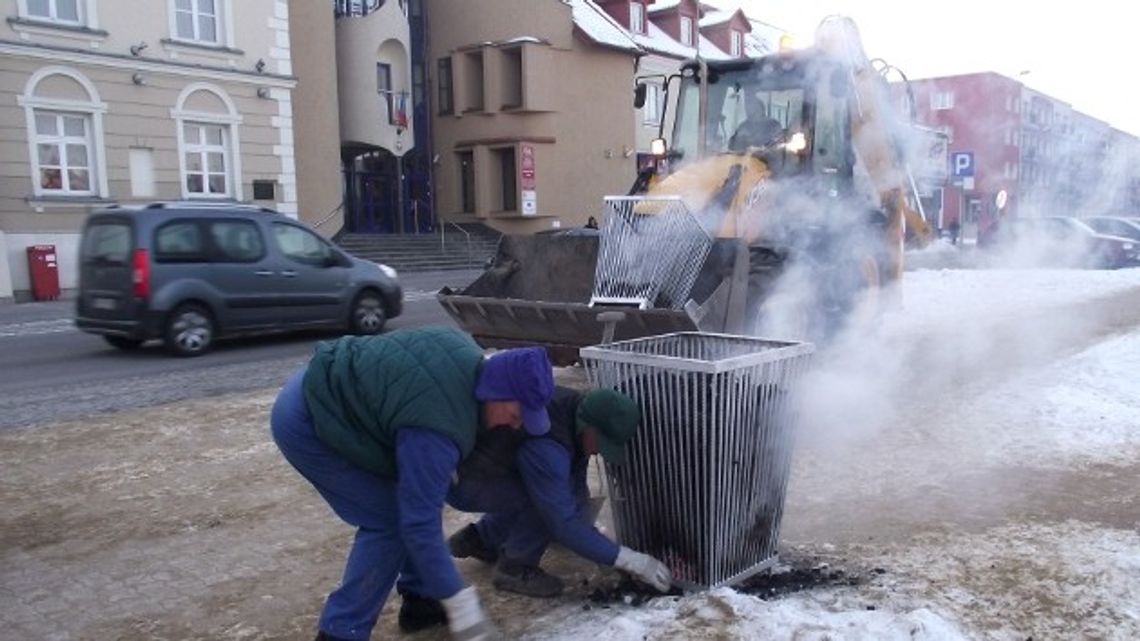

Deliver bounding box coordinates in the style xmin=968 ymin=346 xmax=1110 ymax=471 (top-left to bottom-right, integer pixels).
xmin=492 ymin=557 xmax=565 ymax=598
xmin=397 ymin=591 xmax=448 ymax=633
xmin=314 ymin=632 xmax=352 ymax=641
xmin=448 ymin=523 xmax=499 ymax=564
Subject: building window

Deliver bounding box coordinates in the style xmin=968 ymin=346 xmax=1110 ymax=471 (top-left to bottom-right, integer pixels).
xmin=680 ymin=16 xmax=694 ymax=46
xmin=493 ymin=147 xmax=517 ymax=212
xmin=642 ymin=84 xmax=661 ymax=126
xmin=182 ymin=122 xmax=231 ymax=197
xmin=500 ymin=47 xmax=523 ymax=109
xmin=930 ymin=91 xmax=954 ymax=111
xmin=32 ymin=111 xmax=94 ymax=195
xmin=438 ymin=58 xmax=453 ymax=115
xmin=458 ymin=150 xmax=475 ymax=213
xmin=412 ymin=62 xmax=425 ymax=110
xmin=172 ymin=0 xmax=219 ymax=44
xmin=19 ymin=67 xmax=109 ymax=199
xmin=25 ymin=0 xmax=81 ymax=23
xmin=731 ymin=30 xmax=743 ymax=57
xmin=377 ymin=62 xmax=395 ymax=124
xmin=630 ymin=2 xmax=645 ymax=34
xmin=465 ymin=50 xmax=485 ymax=111
xmin=173 ymin=83 xmax=243 ymax=200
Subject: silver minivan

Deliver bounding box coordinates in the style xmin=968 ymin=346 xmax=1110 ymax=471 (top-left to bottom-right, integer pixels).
xmin=75 ymin=202 xmax=402 ymax=356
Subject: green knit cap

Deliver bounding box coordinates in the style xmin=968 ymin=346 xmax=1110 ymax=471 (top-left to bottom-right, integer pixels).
xmin=575 ymin=388 xmax=641 ymax=465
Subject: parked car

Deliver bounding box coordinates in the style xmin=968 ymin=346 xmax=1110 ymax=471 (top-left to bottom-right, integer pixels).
xmin=76 ymin=202 xmax=402 ymax=356
xmin=1082 ymin=216 xmax=1140 ymax=242
xmin=983 ymin=215 xmax=1138 ymax=269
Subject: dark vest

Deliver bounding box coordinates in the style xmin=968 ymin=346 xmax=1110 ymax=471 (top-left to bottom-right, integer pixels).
xmin=459 ymin=386 xmax=582 ymax=480
xmin=302 ymin=326 xmax=485 ymax=479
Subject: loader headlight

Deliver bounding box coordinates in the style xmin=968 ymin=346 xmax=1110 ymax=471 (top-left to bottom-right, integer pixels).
xmin=784 ymin=132 xmax=808 ymax=153
xmin=377 ymin=263 xmax=398 ymax=279
xmin=1123 ymin=242 xmax=1135 ymax=251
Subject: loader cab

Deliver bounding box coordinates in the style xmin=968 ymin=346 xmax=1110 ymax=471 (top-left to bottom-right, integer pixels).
xmin=668 ymin=53 xmax=855 ymax=190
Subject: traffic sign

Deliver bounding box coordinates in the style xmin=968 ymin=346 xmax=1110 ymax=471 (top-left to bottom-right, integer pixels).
xmin=995 ymin=189 xmax=1008 ymax=210
xmin=951 ymin=152 xmax=975 ymax=177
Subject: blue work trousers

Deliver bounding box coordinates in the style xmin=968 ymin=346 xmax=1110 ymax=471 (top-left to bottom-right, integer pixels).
xmin=447 ymin=473 xmax=589 ymax=567
xmin=270 ymin=368 xmax=428 ymax=641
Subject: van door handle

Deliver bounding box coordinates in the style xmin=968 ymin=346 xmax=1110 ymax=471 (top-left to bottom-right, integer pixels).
xmin=281 ymin=270 xmax=297 ymax=278
xmin=255 ymin=270 xmax=274 ymax=277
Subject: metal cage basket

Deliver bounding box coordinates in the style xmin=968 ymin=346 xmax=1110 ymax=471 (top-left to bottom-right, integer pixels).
xmin=581 ymin=332 xmax=814 ymax=589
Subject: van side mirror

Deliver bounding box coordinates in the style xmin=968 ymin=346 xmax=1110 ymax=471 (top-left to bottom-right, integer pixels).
xmin=634 ymin=83 xmax=648 ymax=109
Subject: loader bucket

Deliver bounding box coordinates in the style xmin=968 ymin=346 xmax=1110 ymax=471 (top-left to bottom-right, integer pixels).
xmin=438 ymin=233 xmax=751 ymax=365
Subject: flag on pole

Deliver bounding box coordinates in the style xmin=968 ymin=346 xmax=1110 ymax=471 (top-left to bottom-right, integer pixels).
xmin=396 ymin=92 xmax=408 ymax=129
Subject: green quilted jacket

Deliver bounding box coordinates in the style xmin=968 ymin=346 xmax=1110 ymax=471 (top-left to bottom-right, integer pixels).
xmin=302 ymin=326 xmax=485 ymax=479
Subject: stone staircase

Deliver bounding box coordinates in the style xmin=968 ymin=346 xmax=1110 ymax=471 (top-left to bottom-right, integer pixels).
xmin=336 ymin=224 xmax=502 ymax=272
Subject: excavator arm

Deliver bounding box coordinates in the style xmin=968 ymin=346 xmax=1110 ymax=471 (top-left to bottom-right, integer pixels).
xmin=815 ymin=17 xmax=933 ymax=284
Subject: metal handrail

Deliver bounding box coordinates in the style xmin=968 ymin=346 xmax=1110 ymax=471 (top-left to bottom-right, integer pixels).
xmin=313 ymin=201 xmax=345 ymax=230
xmin=440 ymin=221 xmax=473 ymax=265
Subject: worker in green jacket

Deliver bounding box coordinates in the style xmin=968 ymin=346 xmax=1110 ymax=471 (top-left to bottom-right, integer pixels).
xmin=270 ymin=326 xmax=554 ymax=641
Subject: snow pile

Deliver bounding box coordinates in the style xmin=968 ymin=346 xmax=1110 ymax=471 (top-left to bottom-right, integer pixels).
xmin=524 ymin=588 xmax=970 ymax=641
xmin=865 ymin=522 xmax=1140 ymax=640
xmin=965 ymin=329 xmax=1140 ymax=467
xmin=886 ymin=268 xmax=1140 ymax=335
xmin=794 ymin=268 xmax=1140 ymax=461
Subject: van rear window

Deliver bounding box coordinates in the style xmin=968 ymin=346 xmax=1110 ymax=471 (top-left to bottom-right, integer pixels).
xmin=82 ymin=222 xmax=131 ymax=265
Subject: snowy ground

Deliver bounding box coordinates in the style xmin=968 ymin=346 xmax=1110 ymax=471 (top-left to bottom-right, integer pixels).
xmin=2 ymin=268 xmax=1138 ymax=641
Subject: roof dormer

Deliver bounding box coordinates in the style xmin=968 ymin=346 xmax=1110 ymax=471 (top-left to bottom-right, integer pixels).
xmin=698 ymin=8 xmax=751 ymax=57
xmin=647 ymin=0 xmax=700 ymax=48
xmin=595 ymin=0 xmax=650 ymax=35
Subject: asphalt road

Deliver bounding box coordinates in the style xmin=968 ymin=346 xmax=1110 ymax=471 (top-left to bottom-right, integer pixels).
xmin=0 ymin=270 xmax=479 ymax=429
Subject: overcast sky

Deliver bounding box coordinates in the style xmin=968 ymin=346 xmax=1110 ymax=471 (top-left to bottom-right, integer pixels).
xmin=732 ymin=0 xmax=1140 ymax=136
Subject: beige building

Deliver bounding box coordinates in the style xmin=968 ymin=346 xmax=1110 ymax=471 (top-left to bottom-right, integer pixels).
xmin=0 ymin=0 xmax=297 ymax=301
xmin=425 ymin=0 xmax=643 ymax=233
xmin=423 ymin=0 xmax=784 ymax=234
xmin=333 ymin=0 xmax=418 ymax=234
xmin=288 ymin=0 xmax=342 ymax=234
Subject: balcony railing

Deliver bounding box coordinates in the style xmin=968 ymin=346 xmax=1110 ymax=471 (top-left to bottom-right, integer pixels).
xmin=334 ymin=0 xmax=406 ymax=17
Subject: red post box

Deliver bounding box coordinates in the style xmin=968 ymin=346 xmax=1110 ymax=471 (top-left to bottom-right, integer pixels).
xmin=26 ymin=245 xmax=61 ymax=301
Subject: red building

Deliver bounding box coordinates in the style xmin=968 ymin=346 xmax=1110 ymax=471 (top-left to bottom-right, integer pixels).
xmin=903 ymin=72 xmax=1140 ymax=241
xmin=905 ymin=72 xmax=1024 ymax=240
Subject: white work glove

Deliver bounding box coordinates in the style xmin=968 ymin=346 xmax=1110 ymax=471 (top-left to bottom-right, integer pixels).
xmin=614 ymin=546 xmax=673 ymax=592
xmin=441 ymin=586 xmax=502 ymax=641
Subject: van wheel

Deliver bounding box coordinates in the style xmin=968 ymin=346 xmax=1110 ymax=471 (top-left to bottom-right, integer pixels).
xmin=164 ymin=303 xmax=215 ymax=357
xmin=350 ymin=291 xmax=386 ymax=335
xmin=104 ymin=336 xmax=144 ymax=350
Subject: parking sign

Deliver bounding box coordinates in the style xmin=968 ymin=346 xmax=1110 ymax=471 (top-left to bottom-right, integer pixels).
xmin=951 ymin=152 xmax=975 ymax=177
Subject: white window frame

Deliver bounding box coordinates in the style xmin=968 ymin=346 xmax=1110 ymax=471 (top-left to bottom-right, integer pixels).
xmin=680 ymin=16 xmax=694 ymax=46
xmin=731 ymin=30 xmax=743 ymax=57
xmin=172 ymin=83 xmax=244 ymax=200
xmin=181 ymin=122 xmax=232 ymax=198
xmin=630 ymin=2 xmax=645 ymax=34
xmin=167 ymin=0 xmax=235 ymax=48
xmin=30 ymin=111 xmax=95 ymax=196
xmin=18 ymin=66 xmax=109 ymax=199
xmin=17 ymin=0 xmax=97 ymax=26
xmin=642 ymin=84 xmax=661 ymax=126
xmin=930 ymin=91 xmax=954 ymax=111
